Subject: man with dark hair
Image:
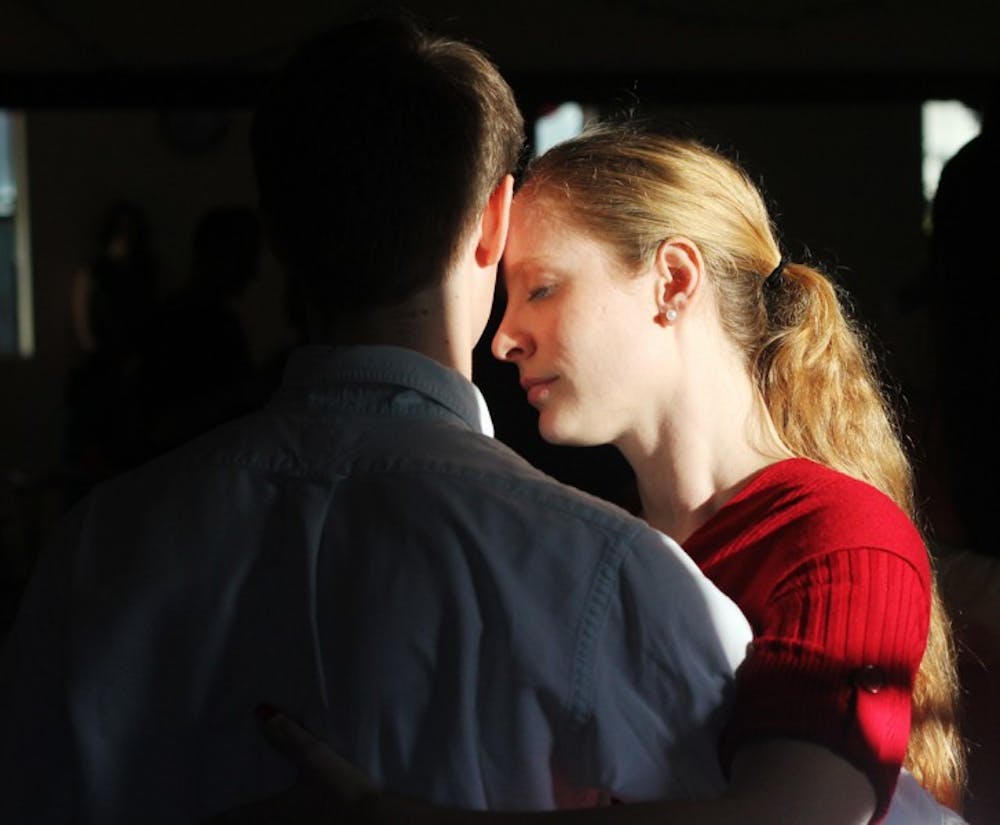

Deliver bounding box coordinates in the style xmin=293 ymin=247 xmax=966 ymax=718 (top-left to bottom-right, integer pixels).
xmin=0 ymin=16 xmax=748 ymax=823
xmin=250 ymin=18 xmax=524 ymax=330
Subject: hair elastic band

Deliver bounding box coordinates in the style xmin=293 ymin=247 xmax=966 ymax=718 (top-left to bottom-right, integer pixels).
xmin=764 ymin=257 xmax=786 ymax=288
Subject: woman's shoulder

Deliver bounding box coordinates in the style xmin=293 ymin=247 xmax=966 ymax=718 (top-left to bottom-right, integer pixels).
xmin=737 ymin=458 xmax=927 ymax=562
xmin=753 ymin=456 xmax=907 ymax=513
xmin=691 ymin=458 xmax=925 ymax=565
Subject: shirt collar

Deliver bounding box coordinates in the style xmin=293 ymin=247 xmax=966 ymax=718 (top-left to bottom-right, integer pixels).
xmin=278 ymin=345 xmax=495 ymax=437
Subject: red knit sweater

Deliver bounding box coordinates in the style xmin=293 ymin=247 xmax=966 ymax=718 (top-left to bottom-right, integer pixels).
xmin=683 ymin=458 xmax=931 ymax=824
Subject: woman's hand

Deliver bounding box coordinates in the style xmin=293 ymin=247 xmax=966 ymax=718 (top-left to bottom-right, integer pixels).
xmin=203 ymin=710 xmax=527 ymax=825
xmin=256 ymin=706 xmax=380 ymax=806
xmin=201 ymin=707 xmax=379 ymax=825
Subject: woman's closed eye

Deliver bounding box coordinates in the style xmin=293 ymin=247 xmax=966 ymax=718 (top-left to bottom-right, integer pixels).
xmin=528 ymin=284 xmax=556 ymax=301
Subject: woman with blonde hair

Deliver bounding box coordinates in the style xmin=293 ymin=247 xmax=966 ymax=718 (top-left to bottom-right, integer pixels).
xmin=489 ymin=124 xmax=965 ymax=823
xmin=223 ymin=123 xmax=967 ymax=825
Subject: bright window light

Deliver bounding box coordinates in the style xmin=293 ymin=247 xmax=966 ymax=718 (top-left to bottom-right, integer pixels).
xmin=922 ymin=100 xmax=982 ymax=203
xmin=534 ymin=102 xmax=586 ymax=156
xmin=0 ymin=113 xmax=14 ymax=218
xmin=0 ymin=110 xmax=33 ymax=358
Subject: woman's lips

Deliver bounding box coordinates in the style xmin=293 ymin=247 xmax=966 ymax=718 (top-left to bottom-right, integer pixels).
xmin=522 ymin=376 xmax=557 ymax=405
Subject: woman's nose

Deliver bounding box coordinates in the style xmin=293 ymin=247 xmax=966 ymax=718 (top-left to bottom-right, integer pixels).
xmin=491 ymin=320 xmax=530 ymax=363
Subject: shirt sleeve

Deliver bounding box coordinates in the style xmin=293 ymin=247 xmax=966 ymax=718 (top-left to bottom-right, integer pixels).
xmin=719 ymin=546 xmax=931 ymax=824
xmin=571 ymin=528 xmax=751 ymax=802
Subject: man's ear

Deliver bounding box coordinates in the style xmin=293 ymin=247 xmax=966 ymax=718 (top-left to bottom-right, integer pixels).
xmin=653 ymin=237 xmax=705 ymax=315
xmin=476 ymin=175 xmax=514 ymax=268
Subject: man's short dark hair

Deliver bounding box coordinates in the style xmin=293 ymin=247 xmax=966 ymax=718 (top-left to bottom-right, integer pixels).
xmin=250 ymin=16 xmax=524 ymax=327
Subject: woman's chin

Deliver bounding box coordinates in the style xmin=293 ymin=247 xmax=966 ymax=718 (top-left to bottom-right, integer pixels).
xmin=538 ymin=416 xmax=602 ymax=448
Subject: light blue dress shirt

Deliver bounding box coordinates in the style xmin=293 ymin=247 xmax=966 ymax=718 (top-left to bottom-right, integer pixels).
xmin=0 ymin=345 xmax=750 ymax=823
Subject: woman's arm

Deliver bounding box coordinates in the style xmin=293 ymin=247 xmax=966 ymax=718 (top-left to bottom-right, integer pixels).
xmin=205 ymin=712 xmax=876 ymax=825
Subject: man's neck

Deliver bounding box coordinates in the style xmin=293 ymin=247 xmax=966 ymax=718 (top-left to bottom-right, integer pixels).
xmin=311 ymin=288 xmax=473 ymax=379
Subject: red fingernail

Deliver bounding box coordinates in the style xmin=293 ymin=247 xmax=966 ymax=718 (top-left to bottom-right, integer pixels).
xmin=255 ymin=703 xmax=279 ymax=721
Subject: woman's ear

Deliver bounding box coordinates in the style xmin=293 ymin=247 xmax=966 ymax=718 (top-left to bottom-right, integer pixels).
xmin=653 ymin=237 xmax=705 ymax=317
xmin=476 ymin=175 xmax=514 ymax=268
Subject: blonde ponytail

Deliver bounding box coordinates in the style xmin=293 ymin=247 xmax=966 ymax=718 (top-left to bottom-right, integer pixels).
xmin=755 ymin=261 xmax=966 ymax=809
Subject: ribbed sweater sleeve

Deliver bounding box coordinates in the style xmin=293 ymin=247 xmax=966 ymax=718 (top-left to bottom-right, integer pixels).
xmin=683 ymin=459 xmax=931 ymax=824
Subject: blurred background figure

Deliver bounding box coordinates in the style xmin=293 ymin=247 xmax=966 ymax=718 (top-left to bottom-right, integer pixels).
xmin=63 ymin=200 xmax=157 ymax=500
xmin=919 ymin=80 xmax=1000 ymax=825
xmin=139 ymin=205 xmax=261 ymax=457
xmin=926 ymin=86 xmax=999 ymax=559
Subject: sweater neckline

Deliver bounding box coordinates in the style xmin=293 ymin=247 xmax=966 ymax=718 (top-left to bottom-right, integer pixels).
xmin=684 ymin=457 xmax=815 ymax=546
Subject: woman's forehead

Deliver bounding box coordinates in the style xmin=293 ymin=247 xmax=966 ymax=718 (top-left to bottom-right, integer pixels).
xmin=511 ymin=192 xmax=589 ymax=241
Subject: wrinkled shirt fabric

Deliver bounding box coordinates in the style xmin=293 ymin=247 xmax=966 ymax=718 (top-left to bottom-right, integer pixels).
xmin=0 ymin=345 xmax=750 ymax=824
